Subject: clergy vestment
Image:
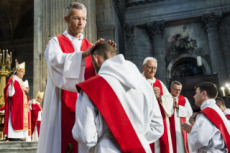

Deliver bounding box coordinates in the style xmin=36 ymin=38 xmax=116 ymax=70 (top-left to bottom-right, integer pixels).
xmin=4 ymin=75 xmax=29 ymax=139
xmin=37 ymin=30 xmax=95 ymax=153
xmin=223 ymin=108 xmax=230 ymax=125
xmin=145 ymin=77 xmax=174 ymax=153
xmin=169 ymin=95 xmax=193 ymax=153
xmin=31 ymin=100 xmax=42 ymax=141
xmin=72 ymin=54 xmax=164 ymax=153
xmin=188 ymin=99 xmax=230 ymax=153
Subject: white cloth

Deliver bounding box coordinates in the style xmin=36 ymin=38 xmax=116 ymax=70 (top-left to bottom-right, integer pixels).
xmin=172 ymin=96 xmax=193 ymax=153
xmin=37 ymin=30 xmax=87 ymax=153
xmin=188 ymin=99 xmax=230 ymax=152
xmin=7 ymin=75 xmax=28 ymax=139
xmin=145 ymin=76 xmax=174 ymax=153
xmin=223 ymin=108 xmax=230 ymax=124
xmin=72 ymin=54 xmax=164 ymax=153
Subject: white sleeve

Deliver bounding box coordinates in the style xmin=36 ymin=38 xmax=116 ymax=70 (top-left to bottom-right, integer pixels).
xmin=188 ymin=114 xmax=216 ymax=152
xmin=161 ymin=81 xmax=174 ymax=117
xmin=178 ymin=98 xmax=193 ymax=118
xmin=44 ymin=37 xmax=85 ymax=92
xmin=72 ymin=91 xmax=98 ymax=152
xmin=145 ymin=89 xmax=164 ymax=143
xmin=8 ymin=84 xmax=15 ymax=97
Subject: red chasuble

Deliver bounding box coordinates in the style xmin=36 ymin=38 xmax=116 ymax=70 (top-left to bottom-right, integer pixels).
xmin=57 ymin=34 xmax=95 ymax=153
xmin=31 ymin=103 xmax=42 ymax=135
xmin=3 ymin=78 xmax=25 ymax=135
xmin=169 ymin=95 xmax=189 ymax=153
xmin=150 ymin=79 xmax=170 ymax=153
xmin=195 ymin=107 xmax=230 ymax=151
xmin=76 ymin=75 xmax=146 ymax=153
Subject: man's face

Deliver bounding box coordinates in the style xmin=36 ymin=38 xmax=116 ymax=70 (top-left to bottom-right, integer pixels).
xmin=16 ymin=70 xmax=25 ymax=79
xmin=193 ymin=87 xmax=204 ymax=107
xmin=65 ymin=8 xmax=87 ymax=36
xmin=142 ymin=60 xmax=157 ymax=79
xmin=171 ymin=84 xmax=182 ymax=97
xmin=36 ymin=97 xmax=43 ymax=103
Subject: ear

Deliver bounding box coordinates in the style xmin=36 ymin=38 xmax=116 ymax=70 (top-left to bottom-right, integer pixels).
xmin=202 ymin=90 xmax=207 ymax=97
xmin=142 ymin=65 xmax=145 ymax=70
xmin=64 ymin=16 xmax=69 ymax=23
xmin=92 ymin=55 xmax=99 ymax=64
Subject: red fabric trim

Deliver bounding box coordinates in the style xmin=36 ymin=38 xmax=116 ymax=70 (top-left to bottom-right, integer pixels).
xmin=225 ymin=114 xmax=230 ymax=120
xmin=57 ymin=34 xmax=95 ymax=153
xmin=4 ymin=78 xmax=24 ymax=135
xmin=37 ymin=121 xmax=41 ymax=137
xmin=77 ymin=75 xmax=146 ymax=153
xmin=31 ymin=103 xmax=42 ymax=135
xmin=0 ymin=105 xmax=5 ymax=111
xmin=196 ymin=107 xmax=230 ymax=151
xmin=150 ymin=79 xmax=170 ymax=153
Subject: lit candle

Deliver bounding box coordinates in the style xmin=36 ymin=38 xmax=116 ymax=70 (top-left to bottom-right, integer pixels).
xmin=3 ymin=50 xmax=5 ymax=59
xmin=15 ymin=59 xmax=17 ymax=68
xmin=10 ymin=52 xmax=12 ymax=62
xmin=226 ymin=84 xmax=230 ymax=95
xmin=6 ymin=50 xmax=8 ymax=58
xmin=221 ymin=87 xmax=225 ymax=97
xmin=8 ymin=54 xmax=10 ymax=62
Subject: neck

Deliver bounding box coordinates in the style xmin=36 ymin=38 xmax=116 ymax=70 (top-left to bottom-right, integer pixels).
xmin=68 ymin=29 xmax=81 ymax=38
xmin=222 ymin=107 xmax=227 ymax=112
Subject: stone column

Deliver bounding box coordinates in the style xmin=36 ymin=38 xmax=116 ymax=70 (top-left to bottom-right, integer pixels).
xmin=146 ymin=21 xmax=167 ymax=85
xmin=34 ymin=0 xmax=97 ymax=97
xmin=202 ymin=13 xmax=227 ymax=84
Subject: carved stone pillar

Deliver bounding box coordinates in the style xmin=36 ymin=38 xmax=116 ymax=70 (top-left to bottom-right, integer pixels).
xmin=124 ymin=23 xmax=136 ymax=62
xmin=146 ymin=21 xmax=167 ymax=85
xmin=202 ymin=13 xmax=227 ymax=84
xmin=34 ymin=0 xmax=97 ymax=97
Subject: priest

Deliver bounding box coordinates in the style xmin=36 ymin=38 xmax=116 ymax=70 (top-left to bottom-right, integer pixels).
xmin=216 ymin=97 xmax=230 ymax=123
xmin=142 ymin=57 xmax=174 ymax=153
xmin=4 ymin=62 xmax=29 ymax=141
xmin=182 ymin=82 xmax=230 ymax=152
xmin=37 ymin=2 xmax=114 ymax=153
xmin=73 ymin=43 xmax=164 ymax=153
xmin=169 ymin=81 xmax=193 ymax=153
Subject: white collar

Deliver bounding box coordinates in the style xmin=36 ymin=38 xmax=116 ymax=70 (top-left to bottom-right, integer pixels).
xmin=63 ymin=30 xmax=83 ymax=42
xmin=200 ymin=99 xmax=216 ymax=110
xmin=141 ymin=73 xmax=156 ymax=85
xmin=14 ymin=75 xmax=23 ymax=83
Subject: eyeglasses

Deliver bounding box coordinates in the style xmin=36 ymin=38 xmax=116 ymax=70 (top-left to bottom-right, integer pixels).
xmin=145 ymin=65 xmax=157 ymax=70
xmin=173 ymin=88 xmax=181 ymax=92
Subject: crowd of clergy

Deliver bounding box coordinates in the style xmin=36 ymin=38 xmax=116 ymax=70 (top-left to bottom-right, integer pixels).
xmin=2 ymin=2 xmax=230 ymax=153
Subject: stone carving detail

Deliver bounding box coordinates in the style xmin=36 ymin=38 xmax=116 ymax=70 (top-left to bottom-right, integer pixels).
xmin=146 ymin=21 xmax=165 ymax=40
xmin=166 ymin=26 xmax=202 ymax=65
xmin=124 ymin=22 xmax=135 ymax=39
xmin=202 ymin=13 xmax=222 ymax=32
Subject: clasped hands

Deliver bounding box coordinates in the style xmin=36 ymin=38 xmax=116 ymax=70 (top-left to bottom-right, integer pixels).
xmin=82 ymin=38 xmax=116 ymax=59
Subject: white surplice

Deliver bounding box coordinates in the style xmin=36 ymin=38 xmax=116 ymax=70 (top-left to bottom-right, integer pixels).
xmin=144 ymin=77 xmax=174 ymax=153
xmin=72 ymin=54 xmax=164 ymax=153
xmin=223 ymin=108 xmax=230 ymax=124
xmin=37 ymin=30 xmax=88 ymax=153
xmin=171 ymin=96 xmax=193 ymax=153
xmin=188 ymin=99 xmax=230 ymax=153
xmin=7 ymin=75 xmax=28 ymax=139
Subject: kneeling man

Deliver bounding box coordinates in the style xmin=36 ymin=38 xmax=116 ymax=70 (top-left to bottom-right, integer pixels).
xmin=72 ymin=43 xmax=164 ymax=153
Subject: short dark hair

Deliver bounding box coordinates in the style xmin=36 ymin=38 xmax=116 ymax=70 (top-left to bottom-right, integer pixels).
xmin=92 ymin=43 xmax=116 ymax=60
xmin=194 ymin=82 xmax=218 ymax=99
xmin=171 ymin=81 xmax=182 ymax=88
xmin=216 ymin=97 xmax=225 ymax=107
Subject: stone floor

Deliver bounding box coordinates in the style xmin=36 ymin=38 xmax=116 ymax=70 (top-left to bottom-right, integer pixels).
xmin=0 ymin=141 xmax=37 ymax=153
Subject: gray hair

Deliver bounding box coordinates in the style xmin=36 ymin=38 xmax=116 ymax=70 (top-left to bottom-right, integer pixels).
xmin=143 ymin=57 xmax=157 ymax=65
xmin=171 ymin=81 xmax=182 ymax=88
xmin=65 ymin=2 xmax=87 ymax=17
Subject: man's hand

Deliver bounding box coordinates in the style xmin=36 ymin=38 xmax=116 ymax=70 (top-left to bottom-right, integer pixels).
xmin=107 ymin=40 xmax=117 ymax=49
xmin=182 ymin=122 xmax=193 ymax=134
xmin=82 ymin=38 xmax=105 ymax=59
xmin=153 ymin=87 xmax=160 ymax=99
xmin=173 ymin=97 xmax=179 ymax=109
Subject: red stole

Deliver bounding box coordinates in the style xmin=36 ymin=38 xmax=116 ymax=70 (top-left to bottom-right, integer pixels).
xmin=225 ymin=114 xmax=230 ymax=120
xmin=150 ymin=79 xmax=170 ymax=153
xmin=57 ymin=34 xmax=95 ymax=153
xmin=76 ymin=75 xmax=146 ymax=153
xmin=4 ymin=78 xmax=24 ymax=135
xmin=195 ymin=107 xmax=230 ymax=151
xmin=31 ymin=103 xmax=42 ymax=135
xmin=169 ymin=95 xmax=189 ymax=153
